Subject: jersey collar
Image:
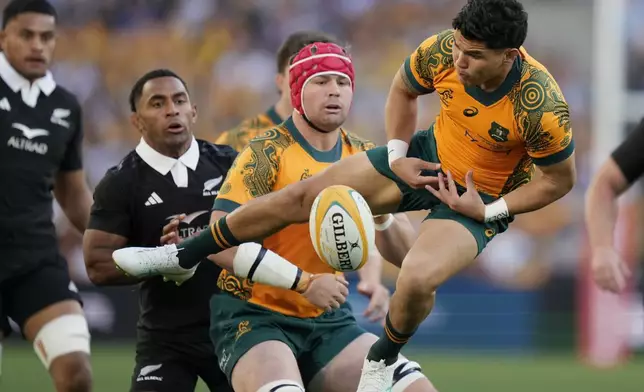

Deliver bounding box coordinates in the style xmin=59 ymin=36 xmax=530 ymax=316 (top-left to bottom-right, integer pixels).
xmin=135 ymin=137 xmax=200 ymax=175
xmin=0 ymin=53 xmax=56 ymax=107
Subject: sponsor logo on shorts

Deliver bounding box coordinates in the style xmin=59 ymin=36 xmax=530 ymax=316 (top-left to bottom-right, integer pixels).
xmin=235 ymin=320 xmax=252 ymax=341
xmin=137 ymin=363 xmax=163 ymax=382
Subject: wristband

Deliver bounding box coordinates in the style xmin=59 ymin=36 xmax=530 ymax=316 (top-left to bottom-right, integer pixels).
xmin=484 ymin=198 xmax=510 ymax=222
xmin=387 ymin=139 xmax=409 ymax=166
xmin=374 ymin=214 xmax=395 ymax=231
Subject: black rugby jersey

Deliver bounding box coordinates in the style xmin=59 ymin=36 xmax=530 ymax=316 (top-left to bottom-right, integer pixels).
xmin=0 ymin=54 xmax=83 ymax=255
xmin=611 ymin=118 xmax=644 ymax=185
xmin=88 ymin=138 xmax=236 ymax=348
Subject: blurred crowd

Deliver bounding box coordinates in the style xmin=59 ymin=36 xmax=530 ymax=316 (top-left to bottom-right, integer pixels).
xmin=7 ymin=0 xmax=637 ymax=298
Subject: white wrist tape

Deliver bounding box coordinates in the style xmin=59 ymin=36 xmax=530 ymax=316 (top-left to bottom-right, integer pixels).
xmin=387 ymin=139 xmax=409 ymax=166
xmin=233 ymin=243 xmax=303 ymax=291
xmin=484 ymin=198 xmax=510 ymax=222
xmin=374 ymin=214 xmax=395 ymax=231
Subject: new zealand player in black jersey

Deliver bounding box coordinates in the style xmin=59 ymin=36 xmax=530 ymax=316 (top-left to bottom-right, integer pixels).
xmin=83 ymin=69 xmax=236 ymax=392
xmin=0 ymin=1 xmax=93 ymax=391
xmin=586 ymin=118 xmax=644 ymax=293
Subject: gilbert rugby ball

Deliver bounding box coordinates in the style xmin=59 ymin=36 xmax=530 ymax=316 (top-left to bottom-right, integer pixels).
xmin=309 ymin=185 xmax=375 ymax=271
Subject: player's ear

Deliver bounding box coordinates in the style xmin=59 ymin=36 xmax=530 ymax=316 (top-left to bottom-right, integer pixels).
xmin=191 ymin=104 xmax=198 ymax=123
xmin=130 ymin=113 xmax=143 ymax=133
xmin=0 ymin=29 xmax=6 ymax=50
xmin=504 ymin=48 xmax=520 ymax=65
xmin=275 ymin=72 xmax=284 ymax=95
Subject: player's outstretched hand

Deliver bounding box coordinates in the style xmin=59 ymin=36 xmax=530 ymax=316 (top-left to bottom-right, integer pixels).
xmin=160 ymin=213 xmax=185 ymax=245
xmin=302 ymin=274 xmax=350 ymax=312
xmin=357 ymin=281 xmax=390 ymax=324
xmin=591 ymin=247 xmax=631 ymax=293
xmin=390 ymin=157 xmax=441 ymax=190
xmin=426 ymin=170 xmax=485 ymax=221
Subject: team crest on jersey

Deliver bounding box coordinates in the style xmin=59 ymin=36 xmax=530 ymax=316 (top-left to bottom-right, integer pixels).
xmin=203 ymin=176 xmax=223 ymax=196
xmin=488 ymin=122 xmax=510 ymax=143
xmin=437 ymin=89 xmax=453 ymax=106
xmin=300 ymin=168 xmax=312 ymax=181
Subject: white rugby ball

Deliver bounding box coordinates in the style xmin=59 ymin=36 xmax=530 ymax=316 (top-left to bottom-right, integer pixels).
xmin=309 ymin=185 xmax=376 ymax=272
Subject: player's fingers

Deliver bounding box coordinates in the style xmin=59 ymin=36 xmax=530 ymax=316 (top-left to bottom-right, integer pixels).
xmin=437 ymin=173 xmax=446 ymax=192
xmin=465 ymin=170 xmax=476 ymax=190
xmin=336 ymin=276 xmax=349 ymax=287
xmin=160 ymin=231 xmax=177 ymax=245
xmin=418 ymin=160 xmax=441 ymax=172
xmin=608 ymin=259 xmax=626 ymax=292
xmin=446 ymin=170 xmax=458 ymax=195
xmin=337 ymin=283 xmax=349 ymax=297
xmin=619 ymin=260 xmax=632 ymax=278
xmin=329 ymin=298 xmax=342 ymax=308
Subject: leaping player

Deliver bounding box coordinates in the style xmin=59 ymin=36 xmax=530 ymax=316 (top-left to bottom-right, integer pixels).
xmin=113 ymin=0 xmax=575 ymax=390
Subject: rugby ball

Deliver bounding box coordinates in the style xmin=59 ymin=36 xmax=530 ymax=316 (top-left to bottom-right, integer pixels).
xmin=309 ymin=185 xmax=376 ymax=272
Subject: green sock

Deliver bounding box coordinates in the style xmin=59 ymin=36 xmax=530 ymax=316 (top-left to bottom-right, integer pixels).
xmin=366 ymin=312 xmax=415 ymax=366
xmin=177 ymin=216 xmax=240 ymax=268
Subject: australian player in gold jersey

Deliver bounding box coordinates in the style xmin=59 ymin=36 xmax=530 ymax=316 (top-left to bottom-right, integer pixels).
xmin=210 ymin=29 xmax=410 ymax=329
xmin=114 ymin=0 xmax=575 ymax=390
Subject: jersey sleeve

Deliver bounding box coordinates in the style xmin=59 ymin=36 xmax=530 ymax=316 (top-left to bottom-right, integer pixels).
xmin=212 ymin=140 xmax=279 ymax=214
xmin=611 ymin=118 xmax=644 ymax=184
xmin=402 ymin=30 xmax=454 ymax=96
xmin=87 ymin=169 xmax=131 ymax=237
xmin=521 ymin=76 xmax=575 ymax=166
xmin=59 ymin=104 xmax=84 ymax=171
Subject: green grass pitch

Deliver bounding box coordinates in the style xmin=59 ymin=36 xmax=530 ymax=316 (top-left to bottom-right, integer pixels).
xmin=1 ymin=343 xmax=642 ymax=391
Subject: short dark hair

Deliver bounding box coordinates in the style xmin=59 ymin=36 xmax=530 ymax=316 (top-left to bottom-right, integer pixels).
xmin=129 ymin=69 xmax=189 ymax=112
xmin=452 ymin=0 xmax=528 ymax=50
xmin=3 ymin=0 xmax=57 ymax=28
xmin=276 ymin=30 xmax=339 ymax=73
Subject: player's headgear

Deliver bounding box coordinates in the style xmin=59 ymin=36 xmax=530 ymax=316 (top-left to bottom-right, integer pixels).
xmin=289 ymin=42 xmax=354 ymax=130
xmin=3 ymin=0 xmax=57 ymax=28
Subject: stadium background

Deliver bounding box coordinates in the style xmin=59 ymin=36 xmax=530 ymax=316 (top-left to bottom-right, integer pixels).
xmin=2 ymin=0 xmax=644 ymax=390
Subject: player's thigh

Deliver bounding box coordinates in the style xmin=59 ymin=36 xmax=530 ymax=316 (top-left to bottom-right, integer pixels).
xmin=297 ymin=304 xmax=365 ymax=389
xmin=198 ymin=358 xmax=233 ymax=392
xmin=3 ymin=255 xmax=90 ymax=377
xmin=130 ymin=357 xmax=198 ymax=392
xmin=399 ymin=205 xmax=509 ymax=290
xmin=308 ymin=333 xmax=436 ymax=392
xmin=297 ymin=151 xmax=404 ymax=216
xmin=210 ymin=295 xmax=304 ymax=392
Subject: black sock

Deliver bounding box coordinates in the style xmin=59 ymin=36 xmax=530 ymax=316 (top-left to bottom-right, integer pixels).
xmin=177 ymin=216 xmax=241 ymax=269
xmin=367 ymin=312 xmax=415 ymax=366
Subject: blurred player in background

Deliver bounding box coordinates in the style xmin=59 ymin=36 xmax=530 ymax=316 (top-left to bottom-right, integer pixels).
xmin=112 ymin=0 xmax=577 ymax=390
xmin=0 ymin=1 xmax=93 ymax=391
xmin=585 ymin=117 xmax=644 ymax=293
xmin=119 ymin=42 xmax=436 ymax=392
xmin=83 ymin=69 xmax=240 ymax=392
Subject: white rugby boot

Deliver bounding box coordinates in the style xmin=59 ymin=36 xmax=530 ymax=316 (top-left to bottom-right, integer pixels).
xmin=356 ymin=358 xmax=395 ymax=392
xmin=112 ymin=244 xmax=197 ymax=285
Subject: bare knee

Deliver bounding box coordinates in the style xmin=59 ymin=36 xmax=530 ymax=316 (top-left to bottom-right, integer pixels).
xmin=398 ymin=264 xmax=443 ymax=298
xmin=50 ymin=352 xmax=92 ymax=392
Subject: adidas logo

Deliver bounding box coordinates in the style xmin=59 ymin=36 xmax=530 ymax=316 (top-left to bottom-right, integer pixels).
xmin=145 ymin=192 xmax=163 ymax=206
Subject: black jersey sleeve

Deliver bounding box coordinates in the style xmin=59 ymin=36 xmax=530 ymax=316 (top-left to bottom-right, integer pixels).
xmin=59 ymin=103 xmax=84 ymax=171
xmin=611 ymin=118 xmax=644 ymax=184
xmin=88 ymin=168 xmax=132 ymax=237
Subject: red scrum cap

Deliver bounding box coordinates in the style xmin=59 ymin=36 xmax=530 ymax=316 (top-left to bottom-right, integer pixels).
xmin=289 ymin=42 xmax=354 ymax=117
